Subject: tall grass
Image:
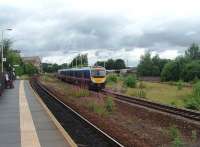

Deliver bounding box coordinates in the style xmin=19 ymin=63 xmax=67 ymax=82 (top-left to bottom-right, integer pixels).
xmin=71 ymin=87 xmax=90 ymax=98
xmin=177 ymin=80 xmax=183 ymax=90
xmin=86 ymin=96 xmax=116 ymax=116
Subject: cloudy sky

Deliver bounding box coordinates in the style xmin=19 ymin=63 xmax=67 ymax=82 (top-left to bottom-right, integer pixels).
xmin=1 ymin=0 xmax=200 ymax=66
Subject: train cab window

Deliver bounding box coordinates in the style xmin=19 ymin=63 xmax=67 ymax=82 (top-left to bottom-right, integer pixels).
xmin=91 ymin=69 xmax=106 ymax=77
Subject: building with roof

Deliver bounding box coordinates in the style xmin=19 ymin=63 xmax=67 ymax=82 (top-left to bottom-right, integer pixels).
xmin=22 ymin=56 xmax=42 ymax=72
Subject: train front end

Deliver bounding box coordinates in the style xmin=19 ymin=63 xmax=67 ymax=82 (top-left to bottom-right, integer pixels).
xmin=90 ymin=67 xmax=106 ymax=90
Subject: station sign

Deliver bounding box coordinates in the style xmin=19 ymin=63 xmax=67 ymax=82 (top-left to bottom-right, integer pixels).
xmin=2 ymin=58 xmax=6 ymax=62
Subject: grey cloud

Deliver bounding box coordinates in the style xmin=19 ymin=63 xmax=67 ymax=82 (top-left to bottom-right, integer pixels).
xmin=120 ymin=19 xmax=200 ymax=52
xmin=1 ymin=3 xmax=200 ymax=61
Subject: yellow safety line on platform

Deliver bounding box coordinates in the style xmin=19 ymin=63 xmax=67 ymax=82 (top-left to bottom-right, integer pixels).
xmin=19 ymin=80 xmax=41 ymax=147
xmin=29 ymin=82 xmax=77 ymax=147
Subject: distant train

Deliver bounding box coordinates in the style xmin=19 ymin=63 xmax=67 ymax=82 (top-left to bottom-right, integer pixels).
xmin=57 ymin=66 xmax=106 ymax=90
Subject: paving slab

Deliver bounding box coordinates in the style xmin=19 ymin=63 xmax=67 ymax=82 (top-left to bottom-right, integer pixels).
xmin=0 ymin=80 xmax=72 ymax=147
xmin=23 ymin=80 xmax=71 ymax=147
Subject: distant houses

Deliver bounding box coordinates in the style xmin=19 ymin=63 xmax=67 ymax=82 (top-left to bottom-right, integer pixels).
xmin=106 ymin=67 xmax=137 ymax=74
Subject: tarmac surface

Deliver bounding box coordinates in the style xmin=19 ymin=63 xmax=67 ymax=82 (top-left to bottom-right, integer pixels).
xmin=0 ymin=80 xmax=71 ymax=147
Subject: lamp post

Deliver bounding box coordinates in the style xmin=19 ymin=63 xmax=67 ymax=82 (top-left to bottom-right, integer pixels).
xmin=1 ymin=28 xmax=12 ymax=73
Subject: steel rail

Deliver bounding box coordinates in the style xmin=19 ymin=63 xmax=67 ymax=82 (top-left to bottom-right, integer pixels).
xmin=102 ymin=89 xmax=200 ymax=121
xmin=31 ymin=79 xmax=124 ymax=147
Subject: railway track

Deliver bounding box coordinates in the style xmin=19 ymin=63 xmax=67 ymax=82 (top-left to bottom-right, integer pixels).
xmin=102 ymin=89 xmax=200 ymax=122
xmin=30 ymin=80 xmax=124 ymax=147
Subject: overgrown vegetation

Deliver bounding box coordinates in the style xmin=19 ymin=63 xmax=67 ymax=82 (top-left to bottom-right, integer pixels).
xmin=184 ymin=81 xmax=200 ymax=110
xmin=168 ymin=126 xmax=183 ymax=147
xmin=72 ymin=87 xmax=90 ymax=98
xmin=137 ymin=89 xmax=146 ymax=98
xmin=123 ymin=74 xmax=137 ymax=88
xmin=137 ymin=52 xmax=169 ymax=76
xmin=191 ymin=130 xmax=197 ymax=142
xmin=106 ymin=76 xmax=191 ymax=108
xmin=87 ymin=96 xmax=116 ymax=116
xmin=87 ymin=101 xmax=107 ymax=116
xmin=137 ymin=43 xmax=200 ymax=83
xmin=107 ymin=74 xmax=118 ymax=83
xmin=177 ymin=80 xmax=183 ymax=90
xmin=105 ymin=96 xmax=115 ymax=112
xmin=161 ymin=43 xmax=200 ymax=82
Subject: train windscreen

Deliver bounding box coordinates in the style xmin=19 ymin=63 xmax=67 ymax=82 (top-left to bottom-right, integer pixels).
xmin=91 ymin=69 xmax=106 ymax=77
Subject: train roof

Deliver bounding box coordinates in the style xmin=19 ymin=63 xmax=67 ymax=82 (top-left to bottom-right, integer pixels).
xmin=58 ymin=66 xmax=105 ymax=72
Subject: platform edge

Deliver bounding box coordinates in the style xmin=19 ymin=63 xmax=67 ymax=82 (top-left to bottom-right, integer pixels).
xmin=28 ymin=81 xmax=77 ymax=147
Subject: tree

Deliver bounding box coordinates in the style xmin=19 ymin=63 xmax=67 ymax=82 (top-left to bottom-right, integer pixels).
xmin=106 ymin=59 xmax=115 ymax=70
xmin=94 ymin=61 xmax=105 ymax=67
xmin=182 ymin=60 xmax=200 ymax=82
xmin=161 ymin=61 xmax=180 ymax=81
xmin=137 ymin=51 xmax=154 ymax=76
xmin=24 ymin=63 xmax=38 ymax=76
xmin=185 ymin=43 xmax=200 ymax=60
xmin=70 ymin=54 xmax=88 ymax=67
xmin=137 ymin=52 xmax=169 ymax=77
xmin=114 ymin=59 xmax=126 ymax=69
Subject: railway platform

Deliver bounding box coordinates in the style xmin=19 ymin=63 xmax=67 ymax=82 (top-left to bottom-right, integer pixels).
xmin=0 ymin=80 xmax=75 ymax=147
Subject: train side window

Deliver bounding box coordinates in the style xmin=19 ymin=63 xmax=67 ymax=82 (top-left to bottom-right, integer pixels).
xmin=81 ymin=71 xmax=84 ymax=78
xmin=84 ymin=70 xmax=90 ymax=79
xmin=70 ymin=71 xmax=72 ymax=76
xmin=78 ymin=71 xmax=81 ymax=77
xmin=75 ymin=71 xmax=78 ymax=77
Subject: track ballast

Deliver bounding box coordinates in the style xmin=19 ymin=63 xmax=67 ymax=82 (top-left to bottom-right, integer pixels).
xmin=30 ymin=79 xmax=123 ymax=147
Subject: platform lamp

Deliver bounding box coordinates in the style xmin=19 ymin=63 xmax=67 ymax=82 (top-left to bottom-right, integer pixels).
xmin=1 ymin=28 xmax=13 ymax=73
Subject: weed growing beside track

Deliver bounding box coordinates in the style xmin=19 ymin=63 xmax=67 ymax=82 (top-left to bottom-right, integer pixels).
xmin=39 ymin=75 xmax=200 ymax=147
xmin=106 ymin=74 xmax=193 ymax=108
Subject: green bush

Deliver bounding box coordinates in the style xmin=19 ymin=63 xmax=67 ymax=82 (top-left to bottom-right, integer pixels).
xmin=184 ymin=97 xmax=200 ymax=110
xmin=161 ymin=61 xmax=180 ymax=81
xmin=105 ymin=97 xmax=115 ymax=112
xmin=182 ymin=61 xmax=200 ymax=82
xmin=107 ymin=74 xmax=118 ymax=83
xmin=123 ymin=74 xmax=137 ymax=88
xmin=184 ymin=81 xmax=200 ymax=110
